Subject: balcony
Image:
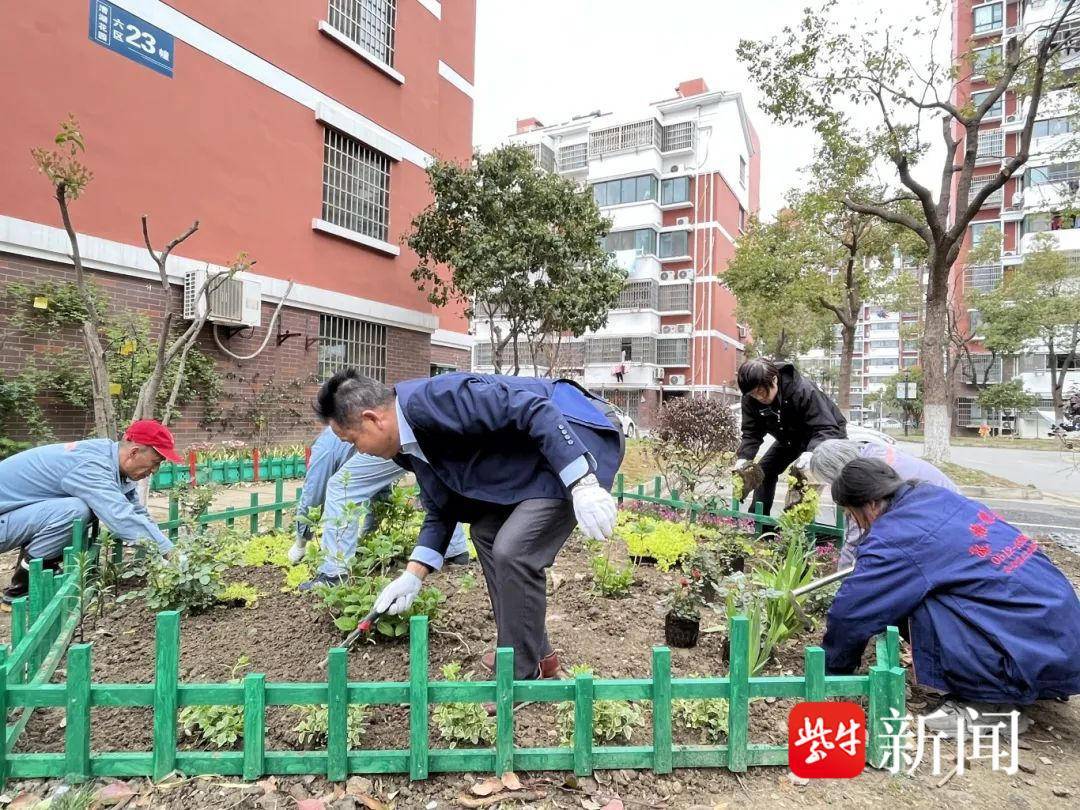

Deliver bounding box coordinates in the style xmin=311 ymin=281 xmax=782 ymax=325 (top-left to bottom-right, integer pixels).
xmin=976 ymin=129 xmax=1004 ymax=166
xmin=588 ymin=120 xmax=663 ymax=160
xmin=615 ymin=279 xmax=659 ymax=311
xmin=658 ymin=283 xmax=691 ymax=312
xmin=969 ymin=175 xmax=1004 ymax=208
xmin=964 ymin=264 xmax=1003 ymax=292
xmin=523 ymin=141 xmax=556 ymax=174
xmin=583 ymin=362 xmax=663 ymax=388
xmin=1022 ymin=227 xmax=1080 ymax=254
xmin=557 ymin=142 xmax=587 ymax=173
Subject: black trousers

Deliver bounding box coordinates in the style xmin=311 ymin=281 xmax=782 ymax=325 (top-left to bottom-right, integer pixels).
xmin=750 ymin=442 xmax=803 ymax=516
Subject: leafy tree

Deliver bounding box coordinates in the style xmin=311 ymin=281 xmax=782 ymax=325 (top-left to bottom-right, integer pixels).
xmin=977 ymin=380 xmax=1037 ymax=415
xmin=408 ymin=145 xmax=624 ymax=374
xmin=738 ymin=0 xmax=1080 ymax=460
xmin=972 ymin=233 xmax=1080 ymax=422
xmin=865 ymin=366 xmax=924 ymax=428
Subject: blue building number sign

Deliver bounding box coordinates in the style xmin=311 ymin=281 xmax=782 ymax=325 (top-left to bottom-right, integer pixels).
xmin=88 ymin=0 xmax=174 ymax=78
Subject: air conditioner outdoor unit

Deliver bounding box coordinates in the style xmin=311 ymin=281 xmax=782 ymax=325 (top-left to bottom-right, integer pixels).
xmin=675 ymin=216 xmax=690 ymax=226
xmin=676 ymin=324 xmax=691 ymax=334
xmin=668 ymin=374 xmax=686 ymax=386
xmin=660 ymin=271 xmax=674 ymax=281
xmin=183 ymin=269 xmax=262 ymax=327
xmin=1011 ymin=191 xmax=1024 ymax=207
xmin=677 ymin=269 xmax=695 ymax=280
xmin=662 ymin=325 xmax=674 ymax=334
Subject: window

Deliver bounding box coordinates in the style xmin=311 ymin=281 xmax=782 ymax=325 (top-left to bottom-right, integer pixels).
xmin=739 ymin=156 xmax=747 ymax=187
xmin=971 ymin=90 xmax=1003 ymax=119
xmin=661 ymin=176 xmax=691 ymax=205
xmin=964 ymin=264 xmax=1003 ymax=292
xmin=962 ymin=354 xmax=1003 ymax=384
xmin=658 ymin=283 xmax=691 ymax=311
xmin=1034 ymin=116 xmax=1073 ymax=140
xmin=969 ymin=221 xmax=1001 ymax=247
xmin=900 ymin=356 xmax=919 ymax=369
xmin=601 ymin=228 xmax=657 ymax=255
xmin=867 ymin=357 xmax=898 ymax=367
xmin=738 ymin=206 xmax=746 ymax=232
xmin=592 ymin=174 xmax=657 ymax=207
xmin=616 ymin=280 xmax=659 ymax=310
xmin=661 ymin=121 xmax=695 ymax=152
xmin=558 ymin=142 xmax=587 ymax=172
xmin=1026 ymin=161 xmax=1080 ymax=188
xmin=585 ymin=337 xmax=657 ymax=364
xmin=976 ymin=129 xmax=1003 ymax=159
xmin=430 ymin=363 xmax=456 ymax=376
xmin=328 ymin=0 xmax=397 ymax=66
xmin=658 ymin=338 xmax=690 ymax=365
xmin=658 ymin=230 xmax=689 ymax=258
xmin=869 ymin=339 xmax=899 ymax=349
xmin=972 ymin=2 xmax=1002 ymax=35
xmin=322 ymin=128 xmax=391 ymax=242
xmin=971 ymin=45 xmax=1000 ymax=74
xmin=318 ymin=314 xmax=387 ymax=380
xmin=870 ymin=321 xmax=899 ymax=332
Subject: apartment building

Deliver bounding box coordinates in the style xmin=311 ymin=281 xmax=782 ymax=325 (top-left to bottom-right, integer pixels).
xmin=474 ymin=78 xmax=760 ymax=429
xmin=0 ymin=0 xmax=475 ymax=442
xmin=951 ymin=0 xmax=1080 ymax=435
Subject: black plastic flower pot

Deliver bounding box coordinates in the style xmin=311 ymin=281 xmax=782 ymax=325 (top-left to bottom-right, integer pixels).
xmin=664 ymin=612 xmax=700 ymax=648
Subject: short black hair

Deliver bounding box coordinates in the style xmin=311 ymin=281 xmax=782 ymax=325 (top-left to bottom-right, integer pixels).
xmin=314 ymin=368 xmax=393 ymax=424
xmin=737 ymin=358 xmax=779 ymax=395
xmin=831 ymin=458 xmax=906 ymax=508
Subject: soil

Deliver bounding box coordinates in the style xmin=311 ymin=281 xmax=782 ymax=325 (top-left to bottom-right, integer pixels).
xmin=5 ymin=526 xmax=1080 ymax=809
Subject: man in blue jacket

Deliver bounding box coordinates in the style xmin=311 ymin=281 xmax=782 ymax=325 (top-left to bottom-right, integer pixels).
xmin=290 ymin=425 xmax=469 ymax=589
xmin=0 ymin=420 xmax=180 ymax=604
xmin=314 ymin=369 xmax=624 ymax=680
xmin=826 ymin=458 xmax=1080 ymax=734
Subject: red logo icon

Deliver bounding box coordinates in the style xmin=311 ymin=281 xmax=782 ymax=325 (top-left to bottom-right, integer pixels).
xmin=788 ymin=702 xmax=866 ymax=778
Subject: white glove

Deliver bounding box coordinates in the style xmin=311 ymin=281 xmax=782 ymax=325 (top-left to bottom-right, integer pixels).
xmin=287 ymin=537 xmax=308 ymax=564
xmin=733 ymin=458 xmax=751 ymax=472
xmin=794 ymin=451 xmax=813 ymax=473
xmin=571 ymin=474 xmax=617 ymax=542
xmin=373 ymin=571 xmax=423 ymax=615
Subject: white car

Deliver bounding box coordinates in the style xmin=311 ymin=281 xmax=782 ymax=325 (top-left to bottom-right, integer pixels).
xmin=848 ymin=424 xmax=897 ymax=446
xmin=610 ymin=405 xmax=638 ymax=438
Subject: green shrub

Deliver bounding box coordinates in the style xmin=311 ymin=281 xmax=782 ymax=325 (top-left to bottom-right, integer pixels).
xmin=590 ymin=549 xmax=635 ymax=597
xmin=618 ymin=513 xmax=698 ymax=571
xmin=433 ymin=663 xmax=495 ymax=747
xmin=178 ymin=657 xmax=249 ymax=748
xmin=319 ymin=576 xmax=445 ymax=638
xmin=241 ymin=532 xmax=293 ymax=568
xmin=121 ymin=535 xmax=230 ymax=613
xmin=292 ymin=703 xmax=366 ymax=748
xmin=556 ymin=666 xmax=647 ymax=745
xmin=672 ymin=689 xmax=729 ymax=744
xmin=218 ymin=581 xmax=265 ymax=608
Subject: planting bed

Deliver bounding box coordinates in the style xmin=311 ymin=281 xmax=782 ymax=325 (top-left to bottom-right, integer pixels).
xmin=6 ymin=501 xmax=1080 ymax=808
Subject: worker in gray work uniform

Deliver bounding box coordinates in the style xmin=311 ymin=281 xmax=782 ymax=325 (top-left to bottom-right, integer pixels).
xmin=0 ymin=420 xmax=179 ymax=604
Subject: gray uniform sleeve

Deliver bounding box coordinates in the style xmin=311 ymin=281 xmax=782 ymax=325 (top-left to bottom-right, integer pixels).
xmin=61 ymin=461 xmax=173 ymax=553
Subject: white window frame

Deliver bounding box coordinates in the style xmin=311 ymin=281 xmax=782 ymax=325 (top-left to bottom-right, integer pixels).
xmin=320 ymin=0 xmax=404 ymax=84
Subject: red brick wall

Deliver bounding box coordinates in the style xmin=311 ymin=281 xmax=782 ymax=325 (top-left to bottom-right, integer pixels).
xmin=430 ymin=345 xmax=471 ymax=372
xmin=0 ymin=252 xmax=434 ymax=447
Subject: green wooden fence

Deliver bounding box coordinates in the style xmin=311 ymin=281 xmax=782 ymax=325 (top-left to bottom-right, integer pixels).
xmin=1 ymin=480 xmax=898 ymax=788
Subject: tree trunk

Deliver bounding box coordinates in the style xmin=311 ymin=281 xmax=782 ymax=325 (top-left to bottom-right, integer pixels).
xmin=922 ymin=260 xmax=951 ymax=462
xmin=1048 ymin=335 xmax=1064 ymax=424
xmin=837 ymin=322 xmax=855 ymax=415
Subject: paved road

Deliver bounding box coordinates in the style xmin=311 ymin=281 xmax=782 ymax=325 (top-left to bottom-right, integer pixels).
xmin=895 ymin=439 xmax=1080 ymax=499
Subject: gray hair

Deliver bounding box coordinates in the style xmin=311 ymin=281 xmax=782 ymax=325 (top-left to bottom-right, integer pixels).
xmin=314 ymin=368 xmax=393 ymax=424
xmin=809 ymin=439 xmax=863 ymax=484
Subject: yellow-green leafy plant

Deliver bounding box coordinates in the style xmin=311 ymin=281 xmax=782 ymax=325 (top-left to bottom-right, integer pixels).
xmin=618 ymin=513 xmax=698 ymax=571
xmin=556 ymin=665 xmax=648 ymax=744
xmin=241 ymin=532 xmax=294 ymax=568
xmin=672 ymin=686 xmax=729 ymax=744
xmin=292 ymin=703 xmax=367 ymax=748
xmin=178 ymin=656 xmax=249 ymax=748
xmin=779 ymin=475 xmax=821 ymax=533
xmin=590 ymin=542 xmax=635 ymax=597
xmin=433 ymin=662 xmax=495 ymax=747
xmin=218 ymin=581 xmax=265 ymax=608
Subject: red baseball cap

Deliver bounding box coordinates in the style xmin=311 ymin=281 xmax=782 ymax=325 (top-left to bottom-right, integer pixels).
xmin=123 ymin=420 xmax=182 ymax=463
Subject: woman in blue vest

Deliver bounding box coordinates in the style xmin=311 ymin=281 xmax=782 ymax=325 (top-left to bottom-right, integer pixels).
xmin=825 ymin=458 xmax=1080 ymax=735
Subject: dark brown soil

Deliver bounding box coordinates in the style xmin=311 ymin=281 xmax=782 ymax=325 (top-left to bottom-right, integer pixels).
xmin=7 ymin=529 xmax=1080 ymax=809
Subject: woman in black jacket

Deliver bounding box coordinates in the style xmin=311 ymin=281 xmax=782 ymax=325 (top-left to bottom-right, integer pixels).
xmin=733 ymin=358 xmax=847 ymax=514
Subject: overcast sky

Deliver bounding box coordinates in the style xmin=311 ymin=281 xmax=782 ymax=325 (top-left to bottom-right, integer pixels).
xmin=472 ymin=0 xmax=946 ymax=218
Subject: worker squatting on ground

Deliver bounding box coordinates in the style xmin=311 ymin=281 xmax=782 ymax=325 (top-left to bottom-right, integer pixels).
xmin=0 ymin=420 xmax=180 ymax=604
xmin=809 ymin=439 xmax=958 ymax=569
xmin=314 ymin=369 xmax=625 ymax=680
xmin=291 ymin=425 xmax=469 ymax=591
xmin=824 ymin=458 xmax=1080 ymax=734
xmin=733 ymin=358 xmax=847 ymax=515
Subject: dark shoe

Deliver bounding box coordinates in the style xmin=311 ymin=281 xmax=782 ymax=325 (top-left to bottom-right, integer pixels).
xmin=1 ymin=549 xmax=61 ymax=605
xmin=481 ymin=649 xmax=560 ymax=678
xmin=298 ymin=572 xmax=347 ymax=592
xmin=445 ymin=551 xmax=471 ymax=566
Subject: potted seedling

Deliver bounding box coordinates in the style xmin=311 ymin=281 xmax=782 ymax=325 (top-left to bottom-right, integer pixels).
xmin=664 ymin=573 xmax=705 ymax=648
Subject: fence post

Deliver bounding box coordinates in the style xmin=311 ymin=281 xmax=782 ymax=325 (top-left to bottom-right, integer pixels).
xmin=72 ymin=518 xmax=86 ymax=554
xmin=327 ymin=647 xmax=348 ymax=781
xmin=866 ymin=665 xmax=890 ymax=770
xmin=188 ymin=451 xmax=197 ymax=485
xmin=249 ymin=493 xmax=260 ymax=536
xmin=727 ymin=615 xmax=749 ymax=773
xmin=615 ymin=472 xmax=624 ymax=505
xmin=408 ymin=615 xmax=429 ymax=780
xmin=28 ymin=558 xmax=44 ymax=625
xmin=885 ymin=626 xmax=900 ymax=669
xmin=167 ymin=495 xmax=179 ymax=543
xmin=252 ymin=448 xmax=261 ymax=483
xmin=752 ymin=502 xmax=764 ymax=537
xmin=573 ymin=670 xmax=594 ymax=777
xmin=0 ymin=648 xmax=8 ymax=788
xmin=64 ymin=643 xmax=92 ymax=782
xmin=651 ymin=647 xmax=672 ymax=775
xmin=10 ymin=597 xmax=27 ymax=684
xmin=152 ymin=611 xmax=181 ymax=781
xmin=274 ymin=478 xmax=284 ymax=530
xmin=495 ymin=647 xmax=514 ymax=776
xmin=804 ymin=646 xmax=826 ymax=702
xmin=225 ymin=506 xmax=235 ymax=529
xmin=653 ymin=476 xmax=662 ymax=498
xmin=242 ymin=673 xmax=266 ymax=781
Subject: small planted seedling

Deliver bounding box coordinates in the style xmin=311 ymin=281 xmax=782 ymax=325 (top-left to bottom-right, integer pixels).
xmin=589 ymin=540 xmax=635 ymax=597
xmin=556 ymin=665 xmax=647 ymax=745
xmin=433 ymin=662 xmax=495 ymax=747
xmin=292 ymin=703 xmax=367 ymax=748
xmin=178 ymin=656 xmax=250 ymax=748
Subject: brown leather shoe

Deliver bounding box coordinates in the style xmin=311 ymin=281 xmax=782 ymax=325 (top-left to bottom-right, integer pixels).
xmin=481 ymin=650 xmax=560 ymax=678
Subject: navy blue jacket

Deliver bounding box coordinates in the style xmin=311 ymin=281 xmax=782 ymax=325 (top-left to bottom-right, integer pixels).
xmin=824 ymin=484 xmax=1080 ymax=704
xmin=391 ymin=374 xmax=623 ymax=558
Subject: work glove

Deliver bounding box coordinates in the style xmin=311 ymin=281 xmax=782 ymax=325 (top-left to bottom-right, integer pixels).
xmin=287 ymin=537 xmax=308 ymax=565
xmin=374 ymin=570 xmax=423 ymax=615
xmin=732 ymin=458 xmax=751 ymax=472
xmin=571 ymin=474 xmax=617 ymax=542
xmin=794 ymin=451 xmax=813 ymax=474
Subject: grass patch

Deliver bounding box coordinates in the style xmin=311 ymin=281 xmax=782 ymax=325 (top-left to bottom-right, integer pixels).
xmin=933 ymin=461 xmax=1028 ymax=489
xmin=619 ymin=439 xmax=663 ymax=488
xmin=889 ymin=432 xmax=1063 ymax=452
